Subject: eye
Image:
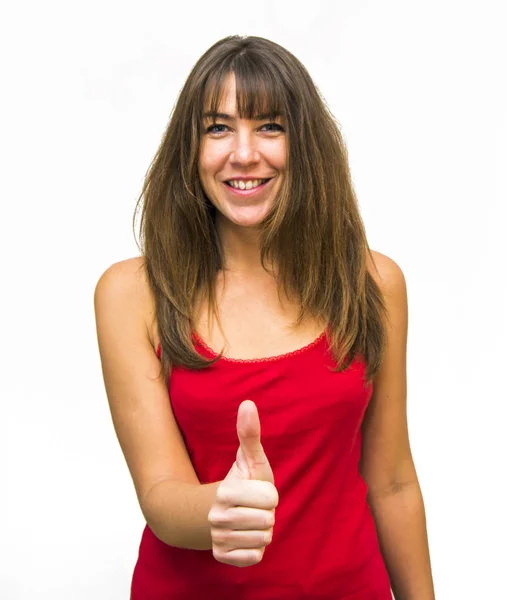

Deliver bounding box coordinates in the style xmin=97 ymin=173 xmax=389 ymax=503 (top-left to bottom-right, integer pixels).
xmin=206 ymin=124 xmax=228 ymax=134
xmin=261 ymin=123 xmax=284 ymax=133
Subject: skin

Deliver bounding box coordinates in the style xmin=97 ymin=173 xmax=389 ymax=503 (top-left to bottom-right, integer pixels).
xmin=198 ymin=74 xmax=286 ymax=566
xmin=208 ymin=400 xmax=278 ymax=567
xmin=198 ymin=77 xmax=433 ymax=590
xmin=198 ymin=73 xmax=286 ymax=274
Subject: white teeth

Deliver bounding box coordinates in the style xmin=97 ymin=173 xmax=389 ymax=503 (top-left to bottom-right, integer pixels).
xmin=228 ymin=178 xmax=267 ymax=190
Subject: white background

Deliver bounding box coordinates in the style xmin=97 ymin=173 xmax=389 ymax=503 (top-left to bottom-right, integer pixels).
xmin=2 ymin=0 xmax=506 ymax=598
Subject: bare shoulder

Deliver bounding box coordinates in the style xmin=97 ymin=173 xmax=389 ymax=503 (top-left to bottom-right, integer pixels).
xmin=93 ymin=256 xmax=200 ymax=509
xmin=94 ymin=256 xmax=158 ymax=349
xmin=359 ymin=250 xmax=413 ymax=494
xmin=367 ymin=249 xmax=407 ymax=296
xmin=95 ymin=255 xmax=147 ymax=289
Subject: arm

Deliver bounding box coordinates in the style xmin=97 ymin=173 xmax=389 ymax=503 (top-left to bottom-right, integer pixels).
xmin=94 ymin=258 xmax=219 ymax=551
xmin=140 ymin=478 xmax=220 ymax=550
xmin=367 ymin=482 xmax=434 ymax=600
xmin=360 ymin=252 xmax=435 ymax=599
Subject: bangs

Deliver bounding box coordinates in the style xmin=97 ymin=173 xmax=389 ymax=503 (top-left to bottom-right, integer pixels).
xmin=201 ymin=59 xmax=287 ymax=122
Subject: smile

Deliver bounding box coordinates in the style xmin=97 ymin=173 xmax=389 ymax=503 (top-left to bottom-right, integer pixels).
xmin=223 ymin=178 xmax=273 ymax=196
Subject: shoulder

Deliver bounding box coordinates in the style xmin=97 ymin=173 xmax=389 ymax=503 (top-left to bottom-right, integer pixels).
xmin=94 ymin=256 xmax=158 ymax=348
xmin=367 ymin=249 xmax=407 ymax=298
xmin=366 ymin=249 xmax=408 ymax=335
xmin=94 ymin=256 xmax=148 ymax=298
xmin=359 ymin=250 xmax=413 ymax=493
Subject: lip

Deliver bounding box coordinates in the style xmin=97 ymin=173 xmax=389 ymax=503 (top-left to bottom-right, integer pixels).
xmin=222 ymin=178 xmax=273 ymax=197
xmin=223 ymin=176 xmax=272 ymax=181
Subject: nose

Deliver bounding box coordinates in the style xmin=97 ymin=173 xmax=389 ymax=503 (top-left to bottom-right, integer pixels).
xmin=229 ymin=130 xmax=260 ymax=166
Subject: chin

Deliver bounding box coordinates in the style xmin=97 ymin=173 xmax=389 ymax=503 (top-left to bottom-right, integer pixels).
xmin=224 ymin=204 xmax=271 ymax=228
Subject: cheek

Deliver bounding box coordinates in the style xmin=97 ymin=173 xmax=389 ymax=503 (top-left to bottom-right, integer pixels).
xmin=269 ymin=141 xmax=287 ymax=170
xmin=198 ymin=153 xmax=220 ymax=197
xmin=198 ymin=141 xmax=213 ymax=171
xmin=199 ymin=148 xmax=223 ymax=177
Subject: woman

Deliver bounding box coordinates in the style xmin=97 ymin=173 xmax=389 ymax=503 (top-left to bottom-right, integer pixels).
xmin=94 ymin=35 xmax=435 ymax=599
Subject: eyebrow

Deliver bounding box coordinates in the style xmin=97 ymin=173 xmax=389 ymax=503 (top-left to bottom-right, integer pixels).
xmin=202 ymin=111 xmax=281 ymax=121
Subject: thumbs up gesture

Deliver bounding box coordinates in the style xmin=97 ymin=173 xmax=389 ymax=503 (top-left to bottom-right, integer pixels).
xmin=208 ymin=400 xmax=279 ymax=567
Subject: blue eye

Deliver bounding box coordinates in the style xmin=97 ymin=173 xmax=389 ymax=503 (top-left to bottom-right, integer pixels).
xmin=261 ymin=123 xmax=284 ymax=132
xmin=204 ymin=122 xmax=284 ymax=135
xmin=206 ymin=124 xmax=228 ymax=134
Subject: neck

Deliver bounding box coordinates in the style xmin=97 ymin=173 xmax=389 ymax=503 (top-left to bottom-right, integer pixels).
xmin=217 ymin=215 xmax=275 ymax=275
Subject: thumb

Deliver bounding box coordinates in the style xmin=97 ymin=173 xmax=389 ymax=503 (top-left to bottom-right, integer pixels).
xmin=236 ymin=400 xmax=274 ymax=483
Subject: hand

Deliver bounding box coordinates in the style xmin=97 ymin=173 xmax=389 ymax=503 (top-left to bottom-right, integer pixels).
xmin=208 ymin=400 xmax=279 ymax=567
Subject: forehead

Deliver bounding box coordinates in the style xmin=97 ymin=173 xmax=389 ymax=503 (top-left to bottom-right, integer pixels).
xmin=207 ymin=73 xmax=236 ymax=112
xmin=202 ymin=72 xmax=282 ymax=120
xmin=204 ymin=74 xmax=238 ymax=115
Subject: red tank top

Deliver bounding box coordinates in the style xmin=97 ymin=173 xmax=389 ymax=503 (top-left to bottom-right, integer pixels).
xmin=130 ymin=330 xmax=392 ymax=599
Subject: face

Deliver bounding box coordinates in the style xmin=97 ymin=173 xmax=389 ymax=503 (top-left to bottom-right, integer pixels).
xmin=198 ymin=73 xmax=287 ymax=230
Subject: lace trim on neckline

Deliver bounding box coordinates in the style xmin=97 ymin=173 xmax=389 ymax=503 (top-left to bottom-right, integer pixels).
xmin=191 ymin=329 xmax=328 ymax=364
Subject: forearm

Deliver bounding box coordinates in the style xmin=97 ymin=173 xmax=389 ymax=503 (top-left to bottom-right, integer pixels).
xmin=368 ymin=481 xmax=435 ymax=600
xmin=140 ymin=480 xmax=221 ymax=550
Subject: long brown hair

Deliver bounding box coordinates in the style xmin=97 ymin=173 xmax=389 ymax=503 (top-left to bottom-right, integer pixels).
xmin=134 ymin=35 xmax=388 ymax=387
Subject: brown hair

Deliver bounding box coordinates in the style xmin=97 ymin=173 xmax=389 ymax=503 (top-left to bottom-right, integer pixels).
xmin=134 ymin=35 xmax=388 ymax=387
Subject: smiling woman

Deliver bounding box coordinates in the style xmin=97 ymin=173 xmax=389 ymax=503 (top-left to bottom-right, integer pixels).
xmin=198 ymin=73 xmax=286 ymax=229
xmin=94 ymin=34 xmax=435 ymax=600
xmin=135 ymin=35 xmax=388 ymax=382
